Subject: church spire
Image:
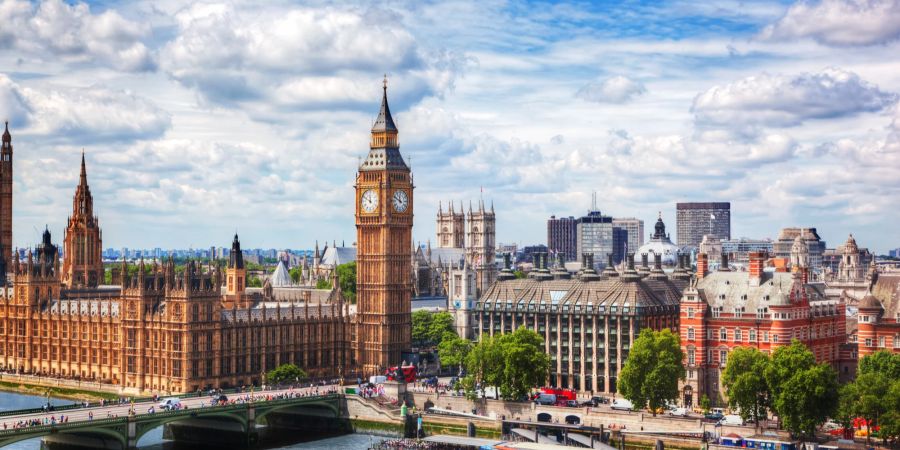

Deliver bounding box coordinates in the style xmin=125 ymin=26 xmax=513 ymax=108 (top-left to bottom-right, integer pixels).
xmin=79 ymin=150 xmax=88 ymax=187
xmin=371 ymin=75 xmax=398 ymax=133
xmin=2 ymin=121 xmax=10 ymax=144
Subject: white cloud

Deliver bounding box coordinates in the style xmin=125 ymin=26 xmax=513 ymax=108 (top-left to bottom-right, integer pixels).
xmin=160 ymin=3 xmax=466 ymax=113
xmin=760 ymin=0 xmax=900 ymax=46
xmin=576 ymin=76 xmax=647 ymax=103
xmin=0 ymin=0 xmax=155 ymax=72
xmin=691 ymin=68 xmax=897 ymax=131
xmin=0 ymin=74 xmax=170 ymax=142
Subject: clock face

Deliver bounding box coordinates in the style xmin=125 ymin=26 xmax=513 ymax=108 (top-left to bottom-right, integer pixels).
xmin=361 ymin=189 xmax=379 ymax=213
xmin=392 ymin=190 xmax=409 ymax=213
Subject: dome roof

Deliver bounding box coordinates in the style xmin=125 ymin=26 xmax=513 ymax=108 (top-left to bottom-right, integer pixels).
xmin=637 ymin=214 xmax=679 ymax=265
xmin=859 ymin=290 xmax=883 ymax=310
xmin=844 ymin=234 xmax=858 ymax=253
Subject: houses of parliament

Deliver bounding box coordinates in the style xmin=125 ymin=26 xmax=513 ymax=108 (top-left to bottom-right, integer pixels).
xmin=0 ymin=83 xmax=412 ymax=393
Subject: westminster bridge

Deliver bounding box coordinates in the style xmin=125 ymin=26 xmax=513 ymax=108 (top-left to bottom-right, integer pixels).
xmin=0 ymin=387 xmax=362 ymax=449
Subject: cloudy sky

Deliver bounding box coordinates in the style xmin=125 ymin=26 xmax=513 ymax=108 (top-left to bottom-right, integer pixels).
xmin=1 ymin=0 xmax=899 ymax=253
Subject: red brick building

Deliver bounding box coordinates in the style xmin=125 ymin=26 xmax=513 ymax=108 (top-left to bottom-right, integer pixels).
xmin=856 ymin=272 xmax=900 ymax=357
xmin=678 ymin=251 xmax=846 ymax=407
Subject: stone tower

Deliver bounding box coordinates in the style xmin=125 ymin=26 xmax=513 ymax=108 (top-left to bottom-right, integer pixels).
xmin=355 ymin=78 xmax=413 ymax=375
xmin=224 ymin=234 xmax=247 ymax=308
xmin=63 ymin=152 xmax=103 ymax=288
xmin=466 ymin=199 xmax=496 ymax=297
xmin=448 ymin=259 xmax=476 ymax=339
xmin=436 ymin=201 xmax=465 ymax=248
xmin=1 ymin=122 xmax=12 ymax=267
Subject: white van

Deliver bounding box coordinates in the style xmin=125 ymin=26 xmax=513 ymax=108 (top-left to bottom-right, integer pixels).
xmin=668 ymin=406 xmax=688 ymax=417
xmin=368 ymin=375 xmax=387 ymax=384
xmin=610 ymin=399 xmax=634 ymax=411
xmin=158 ymin=397 xmax=181 ymax=411
xmin=719 ymin=414 xmax=743 ymax=426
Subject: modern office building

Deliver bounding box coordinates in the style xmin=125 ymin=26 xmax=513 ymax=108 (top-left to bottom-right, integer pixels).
xmin=576 ymin=211 xmax=614 ymax=270
xmin=612 ymin=218 xmax=644 ymax=255
xmin=547 ymin=216 xmax=577 ymax=262
xmin=676 ymin=202 xmax=731 ymax=248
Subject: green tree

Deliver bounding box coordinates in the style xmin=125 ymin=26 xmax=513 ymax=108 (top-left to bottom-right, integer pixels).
xmin=248 ymin=276 xmax=263 ymax=288
xmin=428 ymin=312 xmax=455 ymax=345
xmin=858 ymin=350 xmax=900 ymax=379
xmin=464 ymin=336 xmax=501 ymax=400
xmin=336 ymin=262 xmax=357 ymax=303
xmin=438 ymin=332 xmax=472 ymax=375
xmin=315 ymin=278 xmax=331 ymax=289
xmin=775 ymin=363 xmax=839 ymax=438
xmin=765 ymin=340 xmax=816 ymax=402
xmin=266 ymin=364 xmax=307 ymax=385
xmin=842 ymin=351 xmax=900 ymax=446
xmin=700 ymin=394 xmax=711 ymax=413
xmin=412 ymin=310 xmax=433 ymax=345
xmin=494 ymin=327 xmax=551 ymax=401
xmin=617 ymin=328 xmax=685 ymax=416
xmin=289 ymin=267 xmax=301 ymax=283
xmin=722 ymin=347 xmax=770 ymax=426
xmin=513 ymin=270 xmax=526 ymax=279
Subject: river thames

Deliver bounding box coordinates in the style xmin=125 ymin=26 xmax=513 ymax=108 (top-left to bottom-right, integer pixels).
xmin=0 ymin=391 xmax=382 ymax=449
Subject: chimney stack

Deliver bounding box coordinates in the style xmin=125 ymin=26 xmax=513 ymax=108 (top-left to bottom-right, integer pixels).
xmin=697 ymin=253 xmax=709 ymax=279
xmin=720 ymin=252 xmax=730 ymax=271
xmin=749 ymin=251 xmax=764 ymax=286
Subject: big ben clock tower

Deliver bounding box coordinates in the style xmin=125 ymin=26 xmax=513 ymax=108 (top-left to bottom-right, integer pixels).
xmin=355 ymin=78 xmax=413 ymax=375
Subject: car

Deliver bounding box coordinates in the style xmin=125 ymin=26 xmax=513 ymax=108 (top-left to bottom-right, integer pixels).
xmin=610 ymin=399 xmax=634 ymax=411
xmin=158 ymin=398 xmax=181 ymax=411
xmin=534 ymin=393 xmax=557 ymax=405
xmin=704 ymin=412 xmax=724 ymax=421
xmin=565 ymin=400 xmax=579 ymax=407
xmin=719 ymin=414 xmax=743 ymax=426
xmin=668 ymin=407 xmax=688 ymax=417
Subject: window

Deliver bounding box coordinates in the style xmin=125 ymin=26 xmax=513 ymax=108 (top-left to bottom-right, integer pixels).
xmin=763 ymin=331 xmax=769 ymax=342
xmin=865 ymin=338 xmax=873 ymax=347
xmin=720 ymin=328 xmax=727 ymax=340
xmin=879 ymin=336 xmax=885 ymax=348
xmin=734 ymin=329 xmax=742 ymax=342
xmin=688 ymin=348 xmax=695 ymax=366
xmin=773 ymin=334 xmax=779 ymax=343
xmin=720 ymin=350 xmax=727 ymax=366
xmin=749 ymin=329 xmax=757 ymax=342
xmin=687 ymin=327 xmax=695 ymax=340
xmin=713 ymin=307 xmax=721 ymax=318
xmin=687 ymin=307 xmax=694 ymax=318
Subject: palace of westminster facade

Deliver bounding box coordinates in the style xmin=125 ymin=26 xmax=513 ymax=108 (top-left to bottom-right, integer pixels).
xmin=0 ymin=82 xmax=414 ymax=393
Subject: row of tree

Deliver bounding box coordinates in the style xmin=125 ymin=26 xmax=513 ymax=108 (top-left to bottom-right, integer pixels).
xmin=411 ymin=310 xmax=455 ymax=348
xmin=838 ymin=351 xmax=900 ymax=446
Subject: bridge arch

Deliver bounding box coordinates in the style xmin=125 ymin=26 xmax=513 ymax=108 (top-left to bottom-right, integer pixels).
xmin=133 ymin=410 xmax=248 ymax=446
xmin=255 ymin=400 xmax=340 ymax=423
xmin=0 ymin=424 xmax=128 ymax=449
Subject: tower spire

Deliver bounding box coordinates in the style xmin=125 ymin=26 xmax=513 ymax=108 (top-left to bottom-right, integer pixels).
xmin=80 ymin=149 xmax=87 ymax=187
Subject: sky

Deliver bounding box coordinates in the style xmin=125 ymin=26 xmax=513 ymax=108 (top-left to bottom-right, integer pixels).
xmin=1 ymin=0 xmax=899 ymax=253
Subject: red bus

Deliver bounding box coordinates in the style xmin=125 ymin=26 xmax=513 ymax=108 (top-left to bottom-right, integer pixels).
xmin=386 ymin=365 xmax=417 ymax=383
xmin=539 ymin=387 xmax=577 ymax=401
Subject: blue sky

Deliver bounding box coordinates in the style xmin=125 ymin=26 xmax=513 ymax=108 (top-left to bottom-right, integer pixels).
xmin=0 ymin=0 xmax=899 ymax=252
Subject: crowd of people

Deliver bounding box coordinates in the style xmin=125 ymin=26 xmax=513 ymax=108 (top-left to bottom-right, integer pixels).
xmin=372 ymin=438 xmax=459 ymax=449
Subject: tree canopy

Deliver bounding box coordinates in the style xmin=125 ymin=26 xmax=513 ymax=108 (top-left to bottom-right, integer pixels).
xmin=438 ymin=332 xmax=472 ymax=373
xmin=266 ymin=363 xmax=307 ymax=385
xmin=461 ymin=327 xmax=550 ymax=401
xmin=336 ymin=262 xmax=356 ymax=303
xmin=617 ymin=328 xmax=685 ymax=415
xmin=766 ymin=340 xmax=838 ymax=438
xmin=841 ymin=351 xmax=900 ymax=446
xmin=722 ymin=347 xmax=770 ymax=425
xmin=412 ymin=311 xmax=456 ymax=347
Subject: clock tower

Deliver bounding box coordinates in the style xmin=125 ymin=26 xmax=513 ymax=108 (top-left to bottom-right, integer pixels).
xmin=355 ymin=78 xmax=413 ymax=374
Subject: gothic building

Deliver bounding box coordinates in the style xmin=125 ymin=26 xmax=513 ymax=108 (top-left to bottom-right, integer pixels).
xmin=62 ymin=153 xmax=103 ymax=288
xmin=354 ymin=79 xmax=414 ymax=374
xmin=437 ymin=202 xmax=465 ymax=248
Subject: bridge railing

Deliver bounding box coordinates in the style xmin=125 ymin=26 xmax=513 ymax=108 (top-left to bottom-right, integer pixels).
xmin=0 ymin=416 xmax=127 ymax=439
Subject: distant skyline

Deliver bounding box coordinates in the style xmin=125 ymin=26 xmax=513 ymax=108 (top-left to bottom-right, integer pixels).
xmin=1 ymin=0 xmax=899 ymax=253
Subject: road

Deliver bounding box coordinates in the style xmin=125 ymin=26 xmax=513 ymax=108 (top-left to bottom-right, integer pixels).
xmin=0 ymin=385 xmax=339 ymax=430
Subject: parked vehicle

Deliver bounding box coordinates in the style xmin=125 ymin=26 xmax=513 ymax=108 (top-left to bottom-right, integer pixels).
xmin=565 ymin=400 xmax=579 ymax=407
xmin=385 ymin=365 xmax=417 ymax=383
xmin=369 ymin=375 xmax=387 ymax=384
xmin=668 ymin=407 xmax=688 ymax=417
xmin=719 ymin=414 xmax=744 ymax=426
xmin=704 ymin=412 xmax=724 ymax=421
xmin=534 ymin=393 xmax=557 ymax=405
xmin=158 ymin=398 xmax=181 ymax=411
xmin=540 ymin=387 xmax=578 ymax=401
xmin=610 ymin=399 xmax=634 ymax=411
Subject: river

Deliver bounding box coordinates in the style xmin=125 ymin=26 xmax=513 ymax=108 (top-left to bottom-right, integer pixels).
xmin=0 ymin=391 xmax=384 ymax=449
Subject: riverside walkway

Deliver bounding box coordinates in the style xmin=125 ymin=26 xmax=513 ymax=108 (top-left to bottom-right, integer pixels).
xmin=0 ymin=385 xmax=342 ymax=449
